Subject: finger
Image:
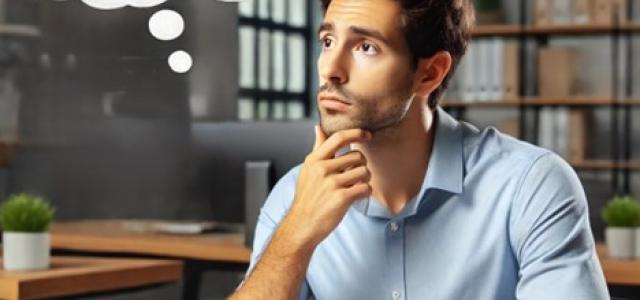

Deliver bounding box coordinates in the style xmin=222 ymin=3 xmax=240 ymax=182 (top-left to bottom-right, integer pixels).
xmin=340 ymin=183 xmax=372 ymax=203
xmin=323 ymin=151 xmax=367 ymax=174
xmin=313 ymin=125 xmax=327 ymax=151
xmin=334 ymin=165 xmax=370 ymax=187
xmin=314 ymin=129 xmax=372 ymax=160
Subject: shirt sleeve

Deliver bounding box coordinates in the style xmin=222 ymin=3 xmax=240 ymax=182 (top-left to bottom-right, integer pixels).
xmin=242 ymin=166 xmax=312 ymax=300
xmin=509 ymin=153 xmax=609 ymax=300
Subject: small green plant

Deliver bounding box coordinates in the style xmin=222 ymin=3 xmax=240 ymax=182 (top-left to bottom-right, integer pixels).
xmin=601 ymin=195 xmax=640 ymax=227
xmin=0 ymin=193 xmax=55 ymax=232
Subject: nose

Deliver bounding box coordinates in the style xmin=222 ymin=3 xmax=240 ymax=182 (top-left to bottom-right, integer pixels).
xmin=318 ymin=48 xmax=349 ymax=85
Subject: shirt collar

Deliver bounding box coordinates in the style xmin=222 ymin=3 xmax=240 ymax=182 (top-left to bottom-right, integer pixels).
xmin=352 ymin=106 xmax=464 ymax=219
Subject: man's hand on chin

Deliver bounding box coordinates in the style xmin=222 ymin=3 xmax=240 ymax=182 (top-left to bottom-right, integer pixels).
xmin=229 ymin=126 xmax=372 ymax=300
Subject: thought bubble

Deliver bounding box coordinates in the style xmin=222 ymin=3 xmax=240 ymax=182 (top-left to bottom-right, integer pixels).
xmin=81 ymin=0 xmax=167 ymax=10
xmin=148 ymin=9 xmax=185 ymax=41
xmin=81 ymin=1 xmax=192 ymax=74
xmin=168 ymin=50 xmax=193 ymax=73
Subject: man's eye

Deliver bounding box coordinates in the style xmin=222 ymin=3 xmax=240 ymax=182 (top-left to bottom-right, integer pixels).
xmin=357 ymin=42 xmax=378 ymax=55
xmin=321 ymin=38 xmax=334 ymax=49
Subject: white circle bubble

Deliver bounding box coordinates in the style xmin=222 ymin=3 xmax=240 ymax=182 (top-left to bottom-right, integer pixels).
xmin=129 ymin=0 xmax=167 ymax=8
xmin=81 ymin=0 xmax=127 ymax=10
xmin=148 ymin=10 xmax=184 ymax=41
xmin=168 ymin=50 xmax=193 ymax=73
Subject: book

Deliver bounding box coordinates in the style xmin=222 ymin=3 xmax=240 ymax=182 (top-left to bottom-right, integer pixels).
xmin=459 ymin=43 xmax=476 ymax=102
xmin=488 ymin=38 xmax=504 ymax=101
xmin=534 ymin=0 xmax=553 ymax=26
xmin=573 ymin=0 xmax=592 ymax=24
xmin=592 ymin=0 xmax=614 ymax=25
xmin=553 ymin=0 xmax=573 ymax=24
xmin=502 ymin=41 xmax=520 ymax=101
xmin=538 ymin=47 xmax=577 ymax=97
xmin=476 ymin=39 xmax=491 ymax=102
xmin=569 ymin=109 xmax=588 ymax=162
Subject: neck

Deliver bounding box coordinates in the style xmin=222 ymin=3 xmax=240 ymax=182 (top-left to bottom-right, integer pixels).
xmin=352 ymin=101 xmax=436 ymax=216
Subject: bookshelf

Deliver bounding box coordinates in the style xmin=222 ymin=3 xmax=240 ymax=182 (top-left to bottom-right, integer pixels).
xmin=472 ymin=23 xmax=640 ymax=37
xmin=442 ymin=97 xmax=640 ymax=108
xmin=445 ymin=1 xmax=638 ymax=195
xmin=571 ymin=160 xmax=640 ymax=171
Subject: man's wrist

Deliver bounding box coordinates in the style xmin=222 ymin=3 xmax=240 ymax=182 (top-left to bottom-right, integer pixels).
xmin=272 ymin=213 xmax=319 ymax=258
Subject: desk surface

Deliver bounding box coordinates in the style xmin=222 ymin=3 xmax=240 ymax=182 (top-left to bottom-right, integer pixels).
xmin=0 ymin=256 xmax=182 ymax=300
xmin=596 ymin=244 xmax=640 ymax=285
xmin=51 ymin=220 xmax=640 ymax=285
xmin=52 ymin=220 xmax=252 ymax=263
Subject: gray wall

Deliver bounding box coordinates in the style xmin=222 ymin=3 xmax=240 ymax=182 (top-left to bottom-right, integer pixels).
xmin=6 ymin=0 xmax=237 ymax=220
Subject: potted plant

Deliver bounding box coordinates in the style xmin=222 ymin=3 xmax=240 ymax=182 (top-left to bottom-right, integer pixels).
xmin=601 ymin=195 xmax=640 ymax=259
xmin=0 ymin=193 xmax=55 ymax=271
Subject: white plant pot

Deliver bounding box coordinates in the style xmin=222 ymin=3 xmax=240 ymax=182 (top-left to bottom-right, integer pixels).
xmin=2 ymin=232 xmax=50 ymax=271
xmin=605 ymin=227 xmax=635 ymax=259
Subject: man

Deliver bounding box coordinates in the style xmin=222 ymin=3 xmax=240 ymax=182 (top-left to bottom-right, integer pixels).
xmin=230 ymin=0 xmax=609 ymax=299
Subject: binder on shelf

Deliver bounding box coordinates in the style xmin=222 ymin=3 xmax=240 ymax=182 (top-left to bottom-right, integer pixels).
xmin=592 ymin=0 xmax=614 ymax=25
xmin=555 ymin=107 xmax=570 ymax=159
xmin=538 ymin=107 xmax=556 ymax=152
xmin=614 ymin=0 xmax=628 ymax=23
xmin=502 ymin=42 xmax=520 ymax=101
xmin=569 ymin=109 xmax=588 ymax=162
xmin=459 ymin=43 xmax=476 ymax=102
xmin=538 ymin=47 xmax=577 ymax=97
xmin=534 ymin=0 xmax=553 ymax=26
xmin=488 ymin=38 xmax=503 ymax=101
xmin=475 ymin=39 xmax=491 ymax=102
xmin=572 ymin=0 xmax=592 ymax=24
xmin=553 ymin=0 xmax=572 ymax=24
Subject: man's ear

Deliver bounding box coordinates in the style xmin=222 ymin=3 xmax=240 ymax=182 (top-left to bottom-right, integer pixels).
xmin=414 ymin=51 xmax=453 ymax=98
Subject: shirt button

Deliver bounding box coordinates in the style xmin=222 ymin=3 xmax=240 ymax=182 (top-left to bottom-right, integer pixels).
xmin=392 ymin=290 xmax=401 ymax=299
xmin=389 ymin=221 xmax=399 ymax=232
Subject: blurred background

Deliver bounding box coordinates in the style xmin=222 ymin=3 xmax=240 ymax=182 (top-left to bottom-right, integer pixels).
xmin=0 ymin=0 xmax=639 ymax=299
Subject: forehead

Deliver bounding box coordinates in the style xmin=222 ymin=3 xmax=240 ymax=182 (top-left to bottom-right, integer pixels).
xmin=323 ymin=0 xmax=403 ymax=37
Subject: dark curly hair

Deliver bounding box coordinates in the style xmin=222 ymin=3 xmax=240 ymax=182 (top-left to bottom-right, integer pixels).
xmin=319 ymin=0 xmax=475 ymax=109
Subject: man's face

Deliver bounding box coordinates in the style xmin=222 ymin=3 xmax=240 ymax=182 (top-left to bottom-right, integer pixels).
xmin=317 ymin=0 xmax=417 ymax=136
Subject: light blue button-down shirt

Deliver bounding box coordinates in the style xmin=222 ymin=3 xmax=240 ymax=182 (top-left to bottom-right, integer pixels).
xmin=247 ymin=107 xmax=609 ymax=299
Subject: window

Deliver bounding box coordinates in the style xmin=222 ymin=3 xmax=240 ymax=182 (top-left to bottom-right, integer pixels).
xmin=237 ymin=0 xmax=312 ymax=121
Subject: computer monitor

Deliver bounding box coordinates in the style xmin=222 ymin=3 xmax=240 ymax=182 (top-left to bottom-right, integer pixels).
xmin=189 ymin=121 xmax=315 ymax=226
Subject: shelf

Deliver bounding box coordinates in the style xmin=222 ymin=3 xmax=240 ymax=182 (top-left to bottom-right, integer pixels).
xmin=0 ymin=24 xmax=41 ymax=38
xmin=441 ymin=100 xmax=521 ymax=108
xmin=526 ymin=24 xmax=619 ymax=35
xmin=571 ymin=160 xmax=640 ymax=171
xmin=472 ymin=24 xmax=522 ymax=37
xmin=523 ymin=96 xmax=621 ymax=106
xmin=471 ymin=23 xmax=640 ymax=37
xmin=442 ymin=97 xmax=640 ymax=108
xmin=620 ymin=22 xmax=640 ymax=31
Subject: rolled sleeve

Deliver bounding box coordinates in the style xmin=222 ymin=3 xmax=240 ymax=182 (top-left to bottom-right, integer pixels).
xmin=509 ymin=153 xmax=609 ymax=299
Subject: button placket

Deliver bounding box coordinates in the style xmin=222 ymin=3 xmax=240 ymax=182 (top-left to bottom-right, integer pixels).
xmin=386 ymin=219 xmax=405 ymax=300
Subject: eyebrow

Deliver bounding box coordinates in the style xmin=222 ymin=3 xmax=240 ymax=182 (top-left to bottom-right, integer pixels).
xmin=318 ymin=22 xmax=390 ymax=45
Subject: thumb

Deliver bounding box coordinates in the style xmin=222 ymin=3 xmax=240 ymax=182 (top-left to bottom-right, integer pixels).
xmin=313 ymin=125 xmax=327 ymax=151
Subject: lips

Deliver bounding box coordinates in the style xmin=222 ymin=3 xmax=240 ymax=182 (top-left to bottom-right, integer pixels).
xmin=318 ymin=93 xmax=351 ymax=112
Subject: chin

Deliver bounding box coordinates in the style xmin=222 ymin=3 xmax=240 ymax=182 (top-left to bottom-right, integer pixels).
xmin=319 ymin=115 xmax=362 ymax=136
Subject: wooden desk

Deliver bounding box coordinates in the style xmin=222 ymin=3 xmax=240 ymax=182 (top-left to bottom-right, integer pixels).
xmin=0 ymin=256 xmax=181 ymax=300
xmin=596 ymin=244 xmax=640 ymax=286
xmin=51 ymin=220 xmax=251 ymax=263
xmin=51 ymin=220 xmax=640 ymax=297
xmin=51 ymin=220 xmax=250 ymax=300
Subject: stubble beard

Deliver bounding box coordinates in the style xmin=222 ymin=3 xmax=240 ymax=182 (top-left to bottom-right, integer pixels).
xmin=318 ymin=82 xmax=414 ymax=137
